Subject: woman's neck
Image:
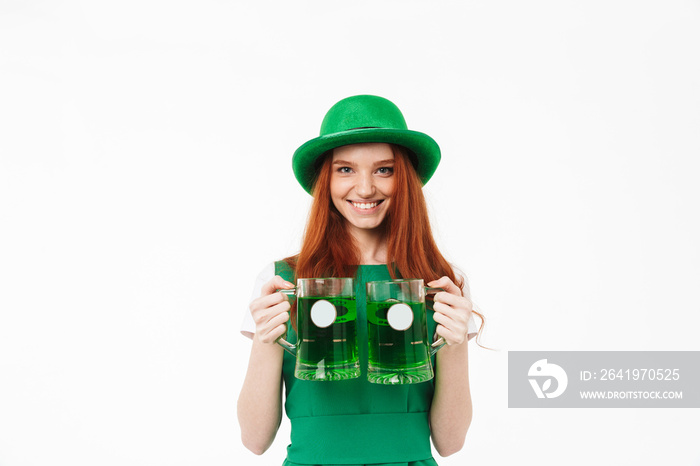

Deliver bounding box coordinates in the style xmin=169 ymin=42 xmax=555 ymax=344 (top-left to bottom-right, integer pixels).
xmin=348 ymin=227 xmax=388 ymax=265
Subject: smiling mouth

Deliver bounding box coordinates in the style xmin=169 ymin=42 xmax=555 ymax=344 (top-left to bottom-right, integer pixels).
xmin=348 ymin=200 xmax=384 ymax=210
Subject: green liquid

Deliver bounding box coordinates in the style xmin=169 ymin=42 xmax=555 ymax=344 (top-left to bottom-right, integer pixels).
xmin=366 ymin=301 xmax=430 ymax=370
xmin=296 ymin=297 xmax=358 ymax=379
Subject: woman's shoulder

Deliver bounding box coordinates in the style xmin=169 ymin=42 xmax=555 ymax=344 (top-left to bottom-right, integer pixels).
xmin=274 ymin=258 xmax=296 ymax=275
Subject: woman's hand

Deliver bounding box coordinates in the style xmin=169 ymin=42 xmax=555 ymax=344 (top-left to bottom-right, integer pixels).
xmin=427 ymin=276 xmax=473 ymax=346
xmin=249 ymin=275 xmax=295 ymax=344
xmin=426 ymin=277 xmax=474 ymax=456
xmin=239 ymin=275 xmax=293 ymax=454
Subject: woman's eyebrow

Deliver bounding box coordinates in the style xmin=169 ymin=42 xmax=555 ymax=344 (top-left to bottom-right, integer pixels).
xmin=332 ymin=158 xmax=395 ymax=166
xmin=373 ymin=159 xmax=395 ymax=166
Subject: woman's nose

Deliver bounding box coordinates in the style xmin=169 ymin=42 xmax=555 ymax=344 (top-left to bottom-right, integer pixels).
xmin=355 ymin=172 xmax=375 ymax=197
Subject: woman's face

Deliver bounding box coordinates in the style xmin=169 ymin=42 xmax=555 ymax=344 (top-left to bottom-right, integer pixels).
xmin=330 ymin=143 xmax=395 ymax=235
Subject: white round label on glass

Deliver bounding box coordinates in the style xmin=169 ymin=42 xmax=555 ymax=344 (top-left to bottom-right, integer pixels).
xmin=310 ymin=300 xmax=337 ymax=328
xmin=387 ymin=303 xmax=414 ymax=331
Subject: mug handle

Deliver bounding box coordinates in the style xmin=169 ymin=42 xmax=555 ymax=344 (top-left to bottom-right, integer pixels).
xmin=275 ymin=288 xmax=297 ymax=356
xmin=425 ymin=287 xmax=447 ymax=356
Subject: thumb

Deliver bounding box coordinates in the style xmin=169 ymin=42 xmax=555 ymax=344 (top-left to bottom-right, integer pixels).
xmin=427 ymin=276 xmax=460 ymax=295
xmin=261 ymin=275 xmax=295 ymax=296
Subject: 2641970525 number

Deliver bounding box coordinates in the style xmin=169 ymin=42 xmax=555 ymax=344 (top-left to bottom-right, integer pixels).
xmin=599 ymin=368 xmax=680 ymax=381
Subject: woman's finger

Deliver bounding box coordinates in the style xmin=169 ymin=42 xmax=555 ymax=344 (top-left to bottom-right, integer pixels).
xmin=427 ymin=276 xmax=461 ymax=296
xmin=252 ymin=299 xmax=291 ymax=326
xmin=258 ymin=310 xmax=290 ymax=340
xmin=256 ymin=309 xmax=291 ymax=344
xmin=432 ymin=304 xmax=457 ymax=327
xmin=435 ymin=323 xmax=466 ymax=346
xmin=432 ymin=300 xmax=471 ymax=324
xmin=433 ymin=303 xmax=469 ymax=339
xmin=260 ymin=275 xmax=295 ymax=296
xmin=258 ymin=323 xmax=288 ymax=344
xmin=251 ymin=291 xmax=289 ymax=314
xmin=433 ymin=291 xmax=471 ymax=308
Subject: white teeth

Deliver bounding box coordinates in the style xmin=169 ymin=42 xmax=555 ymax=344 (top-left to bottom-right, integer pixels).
xmin=352 ymin=201 xmax=378 ymax=210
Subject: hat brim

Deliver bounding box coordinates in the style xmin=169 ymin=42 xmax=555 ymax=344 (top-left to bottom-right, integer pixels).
xmin=292 ymin=128 xmax=441 ymax=194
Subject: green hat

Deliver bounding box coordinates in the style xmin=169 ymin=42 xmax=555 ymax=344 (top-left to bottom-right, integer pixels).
xmin=292 ymin=95 xmax=441 ymax=194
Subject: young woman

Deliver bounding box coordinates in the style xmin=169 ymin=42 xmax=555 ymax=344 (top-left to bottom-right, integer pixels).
xmin=238 ymin=95 xmax=484 ymax=466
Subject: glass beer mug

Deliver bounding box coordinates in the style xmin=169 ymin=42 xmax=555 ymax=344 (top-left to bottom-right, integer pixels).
xmin=277 ymin=278 xmax=360 ymax=381
xmin=366 ymin=279 xmax=447 ymax=384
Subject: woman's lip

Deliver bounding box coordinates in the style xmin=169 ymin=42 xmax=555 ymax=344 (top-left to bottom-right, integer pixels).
xmin=346 ymin=199 xmax=385 ymax=214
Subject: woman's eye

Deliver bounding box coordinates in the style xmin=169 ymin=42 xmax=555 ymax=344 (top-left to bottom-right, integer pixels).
xmin=377 ymin=167 xmax=394 ymax=175
xmin=337 ymin=166 xmax=354 ymax=174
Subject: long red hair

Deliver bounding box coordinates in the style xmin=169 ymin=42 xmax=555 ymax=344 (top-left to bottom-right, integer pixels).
xmin=285 ymin=144 xmax=485 ymax=341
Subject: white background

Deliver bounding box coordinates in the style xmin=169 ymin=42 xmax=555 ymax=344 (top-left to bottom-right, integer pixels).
xmin=1 ymin=1 xmax=699 ymax=465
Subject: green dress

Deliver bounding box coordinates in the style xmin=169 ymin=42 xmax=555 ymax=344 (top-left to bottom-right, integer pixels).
xmin=276 ymin=261 xmax=440 ymax=466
